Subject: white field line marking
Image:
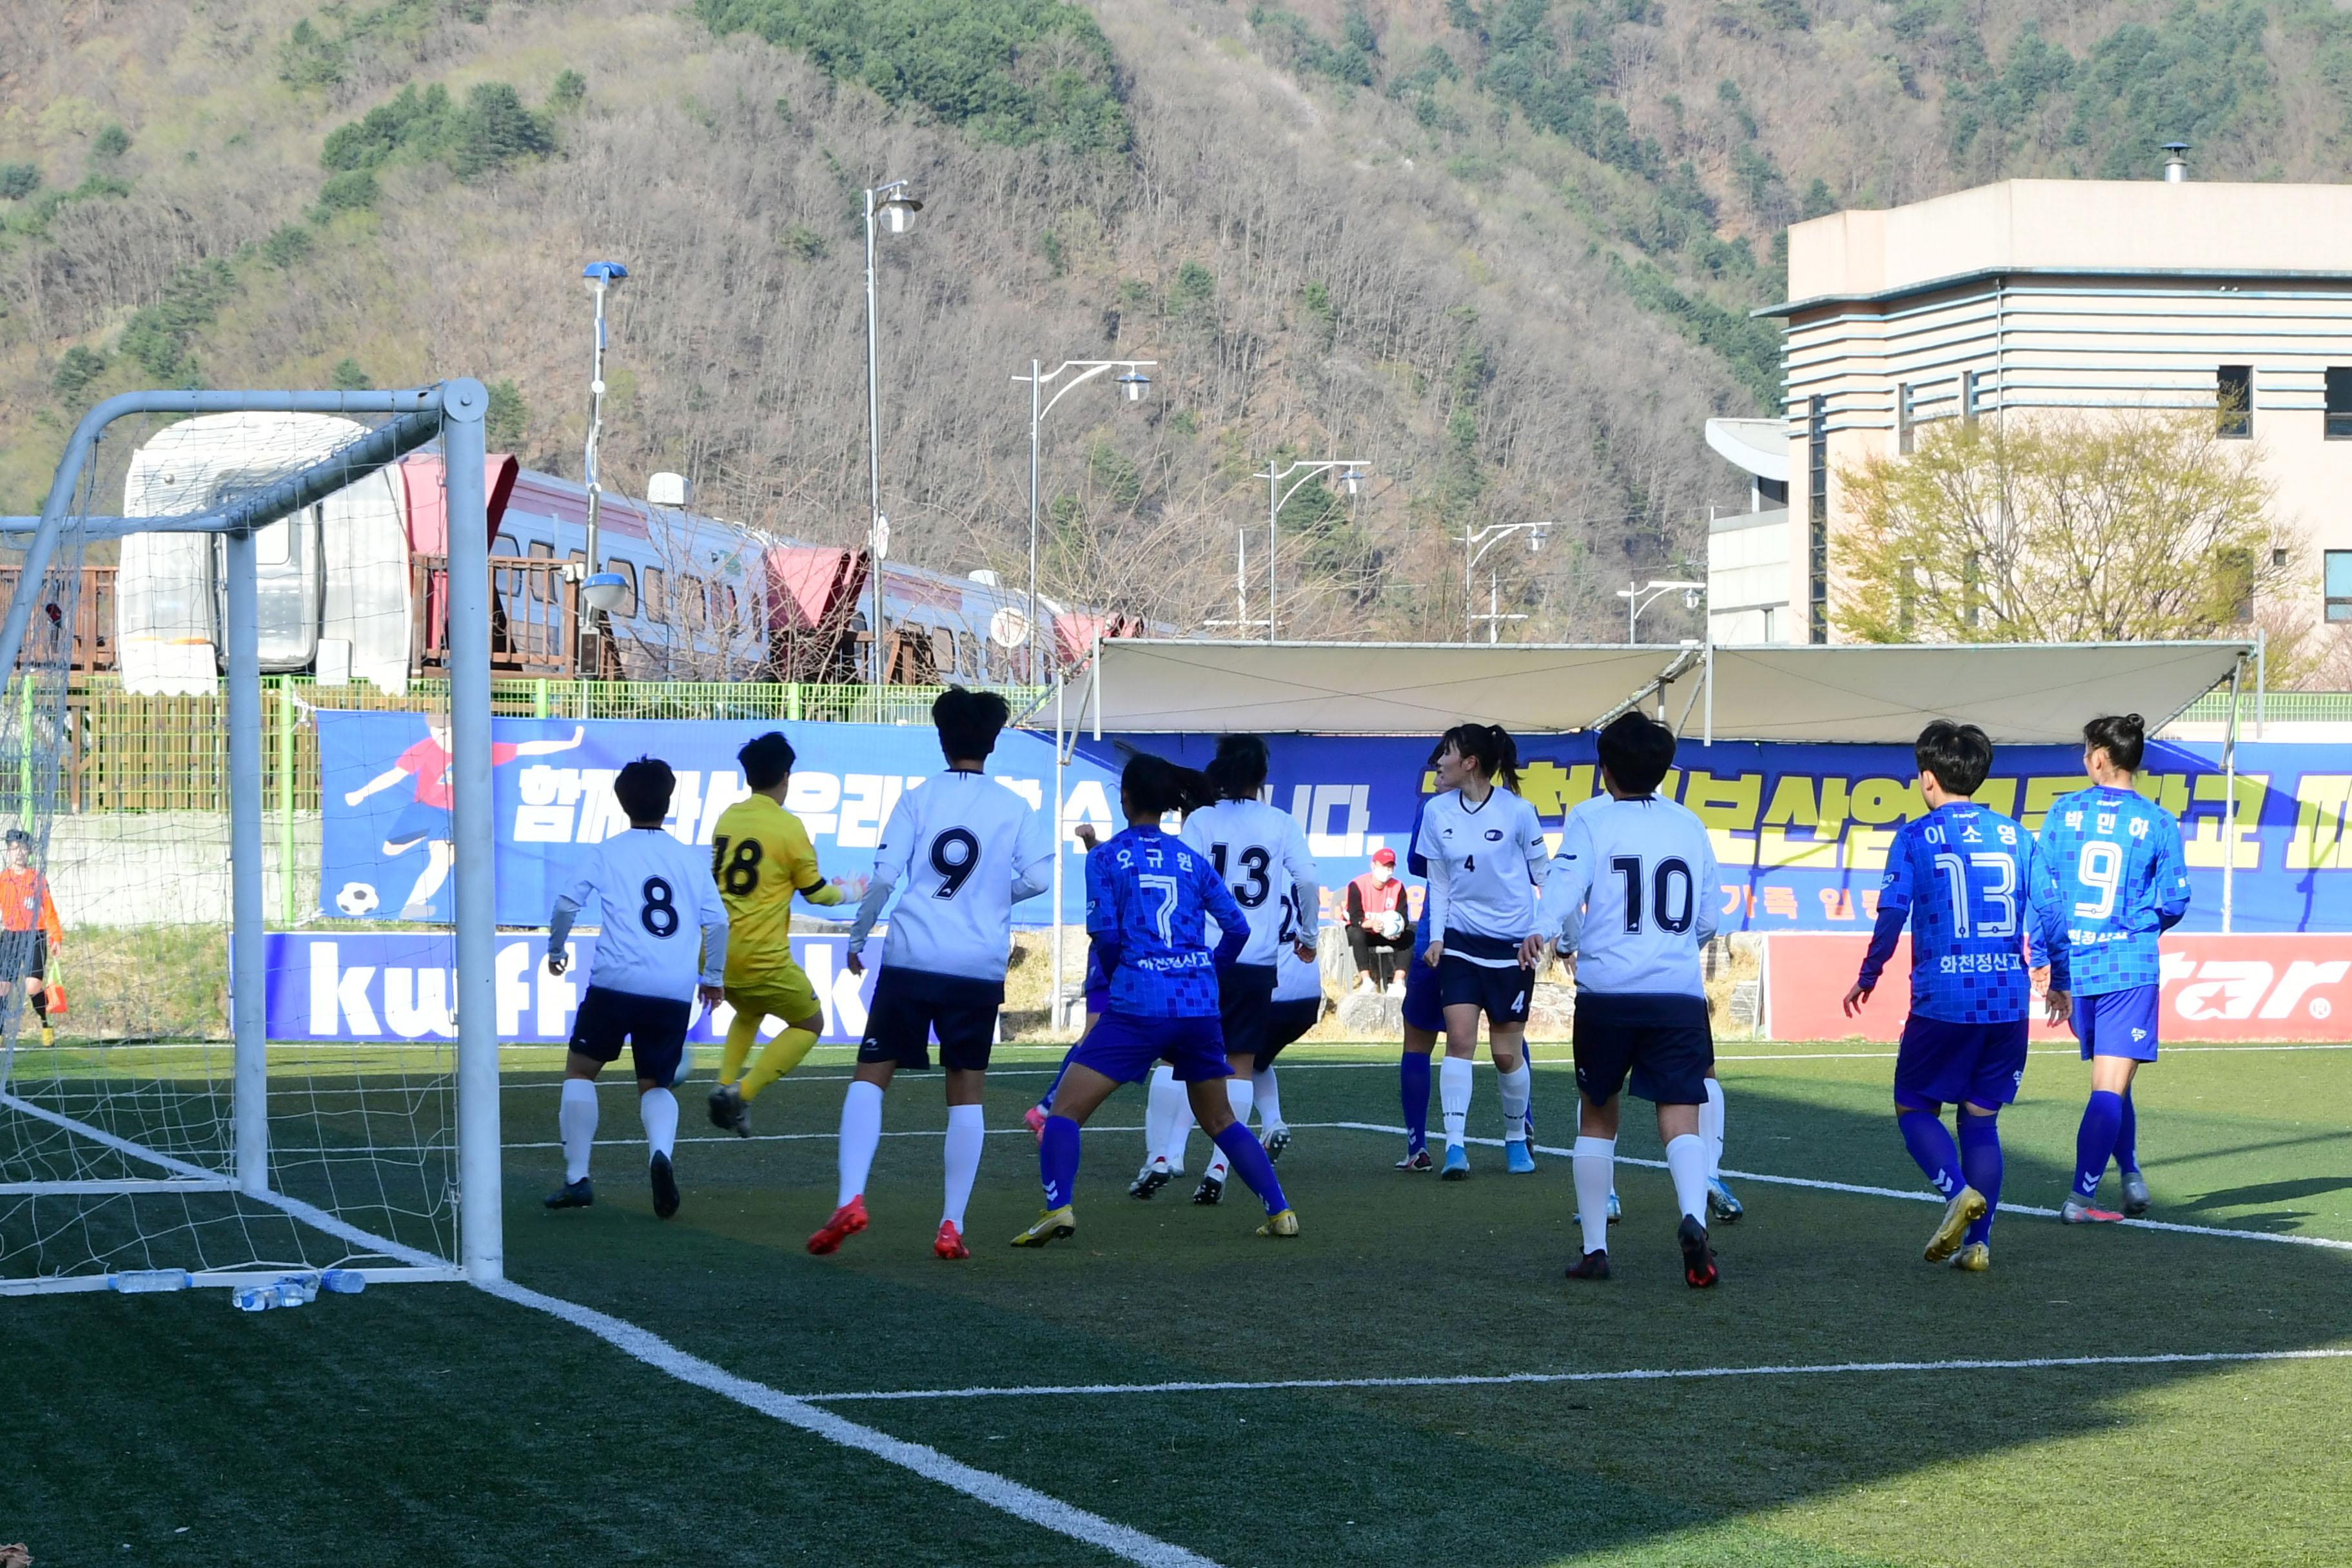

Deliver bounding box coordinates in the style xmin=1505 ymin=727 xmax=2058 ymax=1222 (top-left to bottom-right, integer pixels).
xmin=480 ymin=1277 xmax=1221 ymax=1568
xmin=1326 ymin=1122 xmax=2352 ymax=1254
xmin=796 ymin=1347 xmax=2352 ymax=1404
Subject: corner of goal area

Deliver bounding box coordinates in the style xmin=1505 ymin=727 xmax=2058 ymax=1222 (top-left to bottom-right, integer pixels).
xmin=475 ymin=1274 xmax=1230 ymax=1568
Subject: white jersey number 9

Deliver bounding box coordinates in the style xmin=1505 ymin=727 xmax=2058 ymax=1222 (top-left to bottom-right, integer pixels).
xmin=2075 ymin=839 xmax=2122 ymax=921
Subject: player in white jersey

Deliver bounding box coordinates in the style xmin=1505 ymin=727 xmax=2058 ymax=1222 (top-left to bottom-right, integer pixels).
xmin=1416 ymin=723 xmax=1548 ymax=1179
xmin=1134 ymin=736 xmax=1319 ymax=1204
xmin=1527 ymin=712 xmax=1721 ymax=1287
xmin=542 ymin=758 xmax=729 ymax=1221
xmin=819 ymin=688 xmax=1055 ymax=1260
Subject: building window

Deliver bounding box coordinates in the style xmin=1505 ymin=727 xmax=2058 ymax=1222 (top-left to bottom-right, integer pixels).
xmin=2328 ymin=369 xmax=2352 ymax=439
xmin=639 ymin=566 xmax=665 ymax=622
xmin=527 ymin=540 xmax=554 ymax=560
xmin=1807 ymin=395 xmax=1829 ymax=645
xmin=2218 ymin=365 xmax=2253 ymax=438
xmin=2328 ymin=551 xmax=2352 ymax=623
xmin=1896 ymin=382 xmax=1915 ymax=455
xmin=607 ymin=562 xmax=638 ymax=618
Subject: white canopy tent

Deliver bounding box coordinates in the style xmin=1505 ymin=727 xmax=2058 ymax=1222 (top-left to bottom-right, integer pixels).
xmin=1063 ymin=638 xmax=2253 ymax=745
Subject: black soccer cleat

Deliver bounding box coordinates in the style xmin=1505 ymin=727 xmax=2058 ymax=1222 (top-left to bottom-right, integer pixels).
xmin=544 ymin=1177 xmax=594 ymax=1210
xmin=1395 ymin=1147 xmax=1434 ymax=1173
xmin=707 ymin=1083 xmax=750 ymax=1137
xmin=1129 ymin=1161 xmax=1173 ymax=1200
xmin=1266 ymin=1127 xmax=1291 ymax=1164
xmin=1564 ymin=1249 xmax=1611 ymax=1281
xmin=1192 ymin=1173 xmax=1225 ymax=1206
xmin=649 ymin=1152 xmax=680 ymax=1220
xmin=1678 ymin=1215 xmax=1718 ymax=1289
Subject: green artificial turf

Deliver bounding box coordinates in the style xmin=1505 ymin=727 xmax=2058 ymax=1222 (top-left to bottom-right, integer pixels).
xmin=11 ymin=1040 xmax=2351 ymax=1565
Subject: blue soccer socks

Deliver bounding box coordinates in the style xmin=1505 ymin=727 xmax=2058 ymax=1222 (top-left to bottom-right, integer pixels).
xmin=1211 ymin=1123 xmax=1289 ymax=1217
xmin=1040 ymin=1114 xmax=1082 ymax=1210
xmin=2073 ymin=1090 xmax=2124 ymax=1201
xmin=1897 ymin=1108 xmax=1965 ymax=1199
xmin=2114 ymin=1087 xmax=2139 ymax=1175
xmin=1957 ymin=1111 xmax=2003 ymax=1248
xmin=1400 ymin=1052 xmax=1432 ymax=1155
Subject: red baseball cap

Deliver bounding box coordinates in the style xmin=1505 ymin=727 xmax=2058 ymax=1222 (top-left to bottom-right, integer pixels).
xmin=1371 ymin=847 xmax=1397 ymax=866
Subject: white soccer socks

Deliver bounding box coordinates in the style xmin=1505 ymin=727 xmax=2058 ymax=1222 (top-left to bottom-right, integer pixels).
xmin=559 ymin=1079 xmax=598 ymax=1183
xmin=639 ymin=1086 xmax=679 ymax=1164
xmin=1152 ymin=1066 xmax=1195 ymax=1170
xmin=942 ymin=1103 xmax=986 ymax=1230
xmin=1438 ymin=1056 xmax=1474 ymax=1150
xmin=1700 ymin=1078 xmax=1726 ymax=1182
xmin=1496 ymin=1061 xmax=1532 ymax=1145
xmin=837 ymin=1080 xmax=885 ymax=1208
xmin=1573 ymin=1135 xmax=1615 ymax=1257
xmin=1254 ymin=1064 xmax=1286 ymax=1135
xmin=1146 ymin=1064 xmax=1188 ymax=1168
xmin=1665 ymin=1132 xmax=1709 ymax=1226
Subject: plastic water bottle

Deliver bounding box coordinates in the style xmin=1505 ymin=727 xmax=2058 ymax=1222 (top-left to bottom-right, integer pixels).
xmin=230 ymin=1284 xmax=279 ymax=1312
xmin=271 ymin=1273 xmax=318 ymax=1307
xmin=110 ymin=1268 xmax=192 ymax=1293
xmin=319 ymin=1269 xmax=367 ymax=1296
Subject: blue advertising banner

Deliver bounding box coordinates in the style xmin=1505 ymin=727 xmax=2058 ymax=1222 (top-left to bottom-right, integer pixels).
xmin=316 ymin=714 xmax=2352 ymax=936
xmin=1078 ymin=732 xmax=2352 ymax=936
xmin=317 ymin=714 xmax=1119 ymax=928
xmin=264 ymin=932 xmax=877 ymax=1044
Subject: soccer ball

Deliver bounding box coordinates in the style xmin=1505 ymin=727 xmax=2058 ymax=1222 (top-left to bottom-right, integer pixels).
xmin=335 ymin=881 xmax=381 ymax=917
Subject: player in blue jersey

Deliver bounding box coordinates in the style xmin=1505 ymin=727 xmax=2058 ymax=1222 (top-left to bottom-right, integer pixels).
xmin=1013 ymin=755 xmax=1298 ymax=1246
xmin=1395 ymin=741 xmax=1449 ymax=1170
xmin=1843 ymin=721 xmax=2072 ymax=1273
xmin=2037 ymin=713 xmax=2190 ymax=1223
xmin=1417 ymin=724 xmax=1549 ymax=1179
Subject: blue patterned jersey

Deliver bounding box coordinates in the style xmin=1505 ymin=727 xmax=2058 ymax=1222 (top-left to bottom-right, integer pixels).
xmin=1086 ymin=825 xmax=1250 ymax=1017
xmin=1858 ymin=802 xmax=2070 ymax=1024
xmin=2037 ymin=785 xmax=2190 ymax=997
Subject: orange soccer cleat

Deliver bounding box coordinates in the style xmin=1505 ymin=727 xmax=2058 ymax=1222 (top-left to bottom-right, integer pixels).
xmin=1024 ymin=1104 xmax=1048 ymax=1142
xmin=934 ymin=1219 xmax=970 ymax=1260
xmin=807 ymin=1195 xmax=870 ymax=1255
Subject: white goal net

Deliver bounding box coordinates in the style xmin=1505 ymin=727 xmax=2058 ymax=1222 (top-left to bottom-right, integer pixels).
xmin=0 ymin=388 xmax=499 ymax=1293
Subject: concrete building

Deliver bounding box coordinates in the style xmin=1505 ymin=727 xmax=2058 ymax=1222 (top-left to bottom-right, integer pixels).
xmin=1707 ymin=162 xmax=2352 ymax=643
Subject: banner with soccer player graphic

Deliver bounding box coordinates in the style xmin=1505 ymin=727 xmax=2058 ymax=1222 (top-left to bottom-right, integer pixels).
xmin=317 ymin=713 xmax=2352 ymax=934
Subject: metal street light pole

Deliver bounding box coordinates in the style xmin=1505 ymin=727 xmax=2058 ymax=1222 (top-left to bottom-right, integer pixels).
xmin=577 ymin=260 xmax=627 ymax=679
xmin=1013 ymin=359 xmax=1153 ymax=685
xmin=863 ymin=179 xmax=923 ymax=689
xmin=1460 ymin=521 xmax=1552 ymax=643
xmin=1258 ymin=457 xmax=1367 ymax=642
xmin=1617 ymin=577 xmax=1707 ymax=642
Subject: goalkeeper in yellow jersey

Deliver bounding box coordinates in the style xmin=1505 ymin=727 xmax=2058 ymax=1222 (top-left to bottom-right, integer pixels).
xmin=705 ymin=732 xmax=863 ymax=1136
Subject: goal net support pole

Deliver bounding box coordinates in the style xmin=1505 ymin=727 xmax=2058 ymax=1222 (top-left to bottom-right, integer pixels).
xmin=0 ymin=379 xmax=502 ymax=1286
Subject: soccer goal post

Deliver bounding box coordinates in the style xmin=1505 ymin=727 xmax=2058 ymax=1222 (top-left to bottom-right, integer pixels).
xmin=0 ymin=380 xmax=502 ymax=1294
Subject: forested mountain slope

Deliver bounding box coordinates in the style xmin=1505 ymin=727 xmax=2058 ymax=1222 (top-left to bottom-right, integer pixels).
xmin=5 ymin=0 xmax=2350 ymax=640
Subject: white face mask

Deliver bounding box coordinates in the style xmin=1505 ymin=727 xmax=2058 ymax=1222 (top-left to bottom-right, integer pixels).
xmin=1369 ymin=865 xmax=1393 ymax=885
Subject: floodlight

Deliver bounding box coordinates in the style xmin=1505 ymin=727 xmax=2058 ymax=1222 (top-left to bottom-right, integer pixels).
xmin=1118 ymin=371 xmax=1152 ymax=403
xmin=878 ymin=192 xmax=923 ymax=235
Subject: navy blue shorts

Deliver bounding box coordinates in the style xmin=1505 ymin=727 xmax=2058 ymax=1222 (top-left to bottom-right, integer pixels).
xmin=2073 ymin=985 xmax=2159 ymax=1061
xmin=1896 ymin=1015 xmax=2030 ymax=1109
xmin=1572 ymin=991 xmax=1713 ymax=1106
xmin=0 ymin=932 xmax=48 ymax=984
xmin=859 ymin=966 xmax=1003 ymax=1073
xmin=569 ymin=985 xmax=691 ymax=1086
xmin=1436 ymin=953 xmax=1533 ymax=1027
xmin=1402 ymin=946 xmax=1444 ymax=1034
xmin=386 ymin=799 xmax=453 ymax=850
xmin=1262 ymin=997 xmax=1320 ymax=1064
xmin=1066 ymin=1010 xmax=1231 ymax=1084
xmin=1217 ymin=962 xmax=1277 ymax=1064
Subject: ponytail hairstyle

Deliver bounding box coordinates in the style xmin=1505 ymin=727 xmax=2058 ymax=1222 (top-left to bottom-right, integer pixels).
xmin=1204 ymin=734 xmax=1270 ymax=802
xmin=2082 ymin=712 xmax=2147 ymax=774
xmin=1439 ymin=721 xmax=1521 ymax=793
xmin=1121 ymin=753 xmax=1217 ymax=821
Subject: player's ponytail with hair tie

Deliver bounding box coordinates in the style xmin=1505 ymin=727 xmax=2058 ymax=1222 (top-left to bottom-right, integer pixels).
xmin=1204 ymin=734 xmax=1270 ymax=802
xmin=1489 ymin=725 xmax=1522 ymax=794
xmin=1121 ymin=754 xmax=1217 ymax=821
